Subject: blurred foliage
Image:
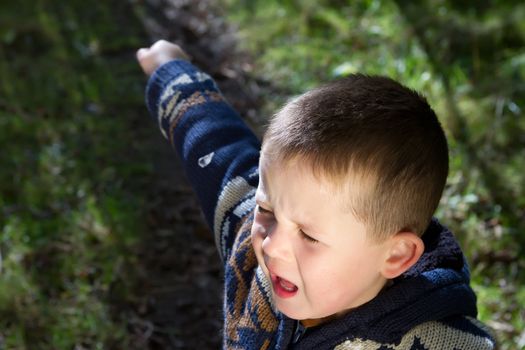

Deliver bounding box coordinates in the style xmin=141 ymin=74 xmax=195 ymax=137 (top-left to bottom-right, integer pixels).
xmin=221 ymin=0 xmax=525 ymax=348
xmin=0 ymin=0 xmax=151 ymax=348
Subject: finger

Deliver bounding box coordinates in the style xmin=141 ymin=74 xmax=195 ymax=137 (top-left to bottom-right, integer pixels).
xmin=136 ymin=48 xmax=155 ymax=75
xmin=150 ymin=40 xmax=169 ymax=51
xmin=136 ymin=48 xmax=149 ymax=61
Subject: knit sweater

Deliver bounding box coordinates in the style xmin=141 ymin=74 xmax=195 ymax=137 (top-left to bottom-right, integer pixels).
xmin=145 ymin=60 xmax=496 ymax=349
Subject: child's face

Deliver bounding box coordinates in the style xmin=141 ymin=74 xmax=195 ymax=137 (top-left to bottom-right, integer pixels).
xmin=251 ymin=152 xmax=390 ymax=323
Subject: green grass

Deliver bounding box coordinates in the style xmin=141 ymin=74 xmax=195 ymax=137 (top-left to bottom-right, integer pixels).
xmin=0 ymin=0 xmax=151 ymax=348
xmin=222 ymin=0 xmax=525 ymax=348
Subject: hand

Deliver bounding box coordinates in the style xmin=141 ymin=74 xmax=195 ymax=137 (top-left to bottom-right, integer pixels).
xmin=136 ymin=40 xmax=190 ymax=76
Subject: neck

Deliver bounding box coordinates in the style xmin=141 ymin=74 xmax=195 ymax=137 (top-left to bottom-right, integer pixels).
xmin=300 ymin=314 xmax=337 ymax=328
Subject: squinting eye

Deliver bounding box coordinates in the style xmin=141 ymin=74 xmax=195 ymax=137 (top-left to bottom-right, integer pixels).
xmin=256 ymin=205 xmax=273 ymax=216
xmin=300 ymin=230 xmax=319 ymax=244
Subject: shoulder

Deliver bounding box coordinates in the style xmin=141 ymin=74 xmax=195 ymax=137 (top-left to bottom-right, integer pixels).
xmin=334 ymin=317 xmax=496 ymax=350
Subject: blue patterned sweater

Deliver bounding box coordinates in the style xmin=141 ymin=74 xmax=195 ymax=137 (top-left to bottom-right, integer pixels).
xmin=145 ymin=60 xmax=496 ymax=349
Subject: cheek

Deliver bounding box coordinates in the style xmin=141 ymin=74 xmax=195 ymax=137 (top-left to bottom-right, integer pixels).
xmin=251 ymin=221 xmax=267 ymax=236
xmin=296 ymin=251 xmax=331 ymax=289
xmin=299 ymin=251 xmax=357 ymax=295
xmin=250 ymin=222 xmax=267 ymax=250
xmin=308 ymin=252 xmax=379 ymax=300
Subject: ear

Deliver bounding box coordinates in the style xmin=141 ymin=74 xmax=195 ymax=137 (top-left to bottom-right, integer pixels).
xmin=380 ymin=232 xmax=424 ymax=279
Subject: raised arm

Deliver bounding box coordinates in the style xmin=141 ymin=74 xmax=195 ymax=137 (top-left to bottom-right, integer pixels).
xmin=137 ymin=41 xmax=260 ymax=261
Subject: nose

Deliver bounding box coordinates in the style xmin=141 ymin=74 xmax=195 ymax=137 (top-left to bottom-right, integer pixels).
xmin=261 ymin=223 xmax=293 ymax=262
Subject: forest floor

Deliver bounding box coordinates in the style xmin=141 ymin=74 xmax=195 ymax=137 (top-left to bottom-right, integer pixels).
xmin=126 ymin=1 xmax=264 ymax=348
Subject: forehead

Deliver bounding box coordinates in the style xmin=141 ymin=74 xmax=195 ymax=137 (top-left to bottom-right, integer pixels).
xmin=258 ymin=148 xmax=377 ymax=213
xmin=256 ymin=150 xmax=376 ymax=243
xmin=258 ymin=150 xmax=339 ymax=199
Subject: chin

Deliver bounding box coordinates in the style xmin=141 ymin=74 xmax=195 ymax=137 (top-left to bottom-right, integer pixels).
xmin=278 ymin=309 xmax=305 ymax=321
xmin=274 ymin=302 xmax=306 ymax=320
xmin=276 ymin=304 xmax=327 ymax=322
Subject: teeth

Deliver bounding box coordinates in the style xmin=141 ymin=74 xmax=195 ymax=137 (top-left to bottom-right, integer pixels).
xmin=278 ymin=277 xmax=297 ymax=292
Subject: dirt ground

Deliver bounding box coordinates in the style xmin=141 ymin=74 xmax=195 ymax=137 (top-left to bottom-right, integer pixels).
xmin=127 ymin=1 xmax=265 ymax=348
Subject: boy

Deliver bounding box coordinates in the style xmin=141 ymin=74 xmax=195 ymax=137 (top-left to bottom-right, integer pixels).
xmin=137 ymin=40 xmax=495 ymax=349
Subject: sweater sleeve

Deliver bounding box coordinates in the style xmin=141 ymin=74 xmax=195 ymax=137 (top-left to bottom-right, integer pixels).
xmin=145 ymin=60 xmax=260 ymax=262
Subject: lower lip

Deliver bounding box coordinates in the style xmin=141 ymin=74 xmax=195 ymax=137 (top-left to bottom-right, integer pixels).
xmin=270 ymin=274 xmax=298 ymax=299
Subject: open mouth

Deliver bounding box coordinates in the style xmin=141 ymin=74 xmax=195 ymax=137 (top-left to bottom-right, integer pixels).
xmin=270 ymin=273 xmax=298 ymax=298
